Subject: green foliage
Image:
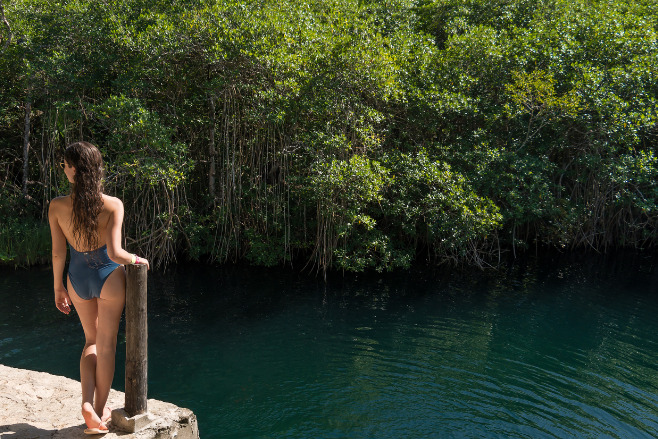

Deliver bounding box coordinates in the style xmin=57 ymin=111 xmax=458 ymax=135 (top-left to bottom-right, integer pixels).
xmin=0 ymin=187 xmax=50 ymax=267
xmin=92 ymin=95 xmax=193 ymax=189
xmin=307 ymin=155 xmax=398 ymax=272
xmin=310 ymin=155 xmax=389 ymax=218
xmin=1 ymin=0 xmax=657 ymax=272
xmin=0 ymin=219 xmax=51 ymax=267
xmin=244 ymin=229 xmax=289 ymax=267
xmin=383 ymin=151 xmax=502 ymax=264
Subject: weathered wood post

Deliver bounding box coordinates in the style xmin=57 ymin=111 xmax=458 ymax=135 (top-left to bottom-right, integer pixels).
xmin=125 ymin=264 xmax=148 ymax=416
xmin=113 ymin=263 xmax=200 ymax=439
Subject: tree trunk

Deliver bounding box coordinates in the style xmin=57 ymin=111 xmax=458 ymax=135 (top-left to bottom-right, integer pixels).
xmin=0 ymin=0 xmax=12 ymax=53
xmin=209 ymin=94 xmax=216 ymax=205
xmin=23 ymin=101 xmax=31 ymax=197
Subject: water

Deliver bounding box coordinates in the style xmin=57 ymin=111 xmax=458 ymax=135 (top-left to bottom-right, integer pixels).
xmin=2 ymin=254 xmax=658 ymax=438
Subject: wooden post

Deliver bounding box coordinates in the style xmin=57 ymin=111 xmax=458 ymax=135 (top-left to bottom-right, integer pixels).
xmin=125 ymin=264 xmax=148 ymax=417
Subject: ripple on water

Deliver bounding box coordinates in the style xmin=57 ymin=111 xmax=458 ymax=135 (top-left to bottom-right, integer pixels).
xmin=3 ymin=262 xmax=658 ymax=439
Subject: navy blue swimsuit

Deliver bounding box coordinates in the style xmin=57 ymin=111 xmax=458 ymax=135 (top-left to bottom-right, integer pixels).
xmin=68 ymin=245 xmax=120 ymax=300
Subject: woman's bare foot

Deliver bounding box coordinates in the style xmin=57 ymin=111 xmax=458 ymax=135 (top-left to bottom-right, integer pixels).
xmin=101 ymin=406 xmax=111 ymax=423
xmin=81 ymin=402 xmax=105 ymax=429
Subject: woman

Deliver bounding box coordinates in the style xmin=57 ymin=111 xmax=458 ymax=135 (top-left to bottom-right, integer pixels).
xmin=49 ymin=141 xmax=149 ymax=434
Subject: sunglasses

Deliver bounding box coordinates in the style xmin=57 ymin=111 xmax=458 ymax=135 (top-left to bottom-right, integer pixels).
xmin=59 ymin=161 xmax=66 ymax=169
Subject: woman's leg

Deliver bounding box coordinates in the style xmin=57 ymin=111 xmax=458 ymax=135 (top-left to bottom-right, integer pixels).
xmin=67 ymin=277 xmax=103 ymax=428
xmin=94 ymin=266 xmax=126 ymax=418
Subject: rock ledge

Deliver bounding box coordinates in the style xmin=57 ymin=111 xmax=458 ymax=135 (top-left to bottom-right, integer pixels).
xmin=0 ymin=364 xmax=199 ymax=439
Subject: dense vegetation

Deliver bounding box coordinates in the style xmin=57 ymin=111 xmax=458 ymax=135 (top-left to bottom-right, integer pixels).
xmin=1 ymin=0 xmax=657 ymax=274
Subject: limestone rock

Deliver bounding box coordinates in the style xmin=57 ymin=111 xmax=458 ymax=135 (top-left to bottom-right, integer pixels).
xmin=0 ymin=364 xmax=199 ymax=439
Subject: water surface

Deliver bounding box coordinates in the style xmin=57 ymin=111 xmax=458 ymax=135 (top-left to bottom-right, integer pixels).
xmin=1 ymin=255 xmax=657 ymax=438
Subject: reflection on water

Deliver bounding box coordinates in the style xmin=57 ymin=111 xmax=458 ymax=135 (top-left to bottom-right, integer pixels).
xmin=1 ymin=253 xmax=658 ymax=438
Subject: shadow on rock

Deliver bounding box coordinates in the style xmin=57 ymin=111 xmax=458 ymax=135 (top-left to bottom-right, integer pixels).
xmin=0 ymin=423 xmax=119 ymax=439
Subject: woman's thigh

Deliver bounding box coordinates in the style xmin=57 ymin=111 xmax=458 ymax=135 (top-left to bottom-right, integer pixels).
xmin=68 ymin=275 xmax=98 ymax=344
xmin=97 ymin=267 xmax=126 ymax=345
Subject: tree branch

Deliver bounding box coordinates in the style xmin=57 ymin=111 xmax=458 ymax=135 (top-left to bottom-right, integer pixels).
xmin=0 ymin=0 xmax=12 ymax=53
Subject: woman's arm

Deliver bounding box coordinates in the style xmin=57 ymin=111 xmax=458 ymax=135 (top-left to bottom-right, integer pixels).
xmin=48 ymin=200 xmax=71 ymax=314
xmin=105 ymin=197 xmax=150 ymax=269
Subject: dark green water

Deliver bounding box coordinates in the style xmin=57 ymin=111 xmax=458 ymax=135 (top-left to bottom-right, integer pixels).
xmin=2 ymin=255 xmax=658 ymax=438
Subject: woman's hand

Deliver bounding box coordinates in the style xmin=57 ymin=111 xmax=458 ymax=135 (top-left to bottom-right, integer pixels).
xmin=136 ymin=257 xmax=150 ymax=270
xmin=54 ymin=283 xmax=71 ymax=315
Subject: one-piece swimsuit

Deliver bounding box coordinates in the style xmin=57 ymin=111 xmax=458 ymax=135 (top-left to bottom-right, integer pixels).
xmin=68 ymin=244 xmax=120 ymax=300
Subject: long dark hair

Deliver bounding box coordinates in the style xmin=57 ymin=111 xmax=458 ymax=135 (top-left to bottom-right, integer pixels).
xmin=64 ymin=141 xmax=104 ymax=250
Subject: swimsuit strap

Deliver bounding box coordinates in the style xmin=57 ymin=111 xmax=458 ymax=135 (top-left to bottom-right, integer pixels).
xmin=69 ymin=244 xmax=108 ymax=255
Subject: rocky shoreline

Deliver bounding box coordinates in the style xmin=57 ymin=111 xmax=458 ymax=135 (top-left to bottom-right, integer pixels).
xmin=0 ymin=364 xmax=199 ymax=439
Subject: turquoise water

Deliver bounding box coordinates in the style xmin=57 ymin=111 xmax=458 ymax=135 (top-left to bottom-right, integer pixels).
xmin=1 ymin=255 xmax=658 ymax=438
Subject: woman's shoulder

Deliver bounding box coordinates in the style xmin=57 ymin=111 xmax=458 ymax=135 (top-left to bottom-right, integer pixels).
xmin=50 ymin=195 xmax=70 ymax=202
xmin=48 ymin=196 xmax=71 ymax=220
xmin=49 ymin=195 xmax=71 ymax=209
xmin=102 ymin=194 xmax=124 ymax=210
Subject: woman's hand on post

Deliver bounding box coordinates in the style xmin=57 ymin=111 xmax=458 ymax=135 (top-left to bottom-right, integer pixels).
xmin=140 ymin=258 xmax=150 ymax=270
xmin=54 ymin=284 xmax=71 ymax=315
xmin=134 ymin=255 xmax=150 ymax=270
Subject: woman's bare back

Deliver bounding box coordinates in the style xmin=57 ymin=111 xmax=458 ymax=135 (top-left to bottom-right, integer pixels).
xmin=50 ymin=194 xmax=120 ymax=252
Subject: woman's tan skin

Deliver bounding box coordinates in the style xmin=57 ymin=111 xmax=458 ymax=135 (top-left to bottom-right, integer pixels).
xmin=49 ymin=150 xmax=149 ymax=431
